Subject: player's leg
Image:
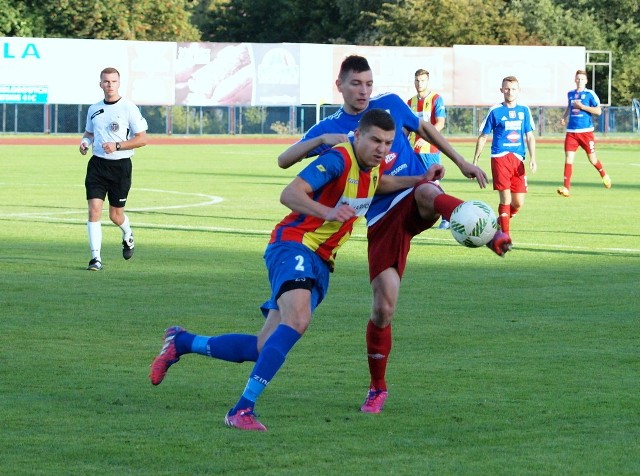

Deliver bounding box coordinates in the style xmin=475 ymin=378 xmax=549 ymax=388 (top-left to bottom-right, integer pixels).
xmin=84 ymin=157 xmax=107 ymax=269
xmin=369 ymin=269 xmax=400 ymax=372
xmin=225 ymin=288 xmax=308 ymax=431
xmin=225 ymin=244 xmax=327 ymax=431
xmin=414 ymin=180 xmax=460 ymax=222
xmin=149 ymin=324 xmax=261 ymax=387
xmin=420 ymin=155 xmax=449 ymax=229
xmin=586 ymin=148 xmax=611 ymax=189
xmin=361 ymin=268 xmax=398 ymax=413
xmin=86 ymin=198 xmax=104 ymax=270
xmin=497 ymin=189 xmax=512 ymax=234
xmin=108 ymin=158 xmax=135 ymax=259
xmin=558 ymin=134 xmax=577 ymax=196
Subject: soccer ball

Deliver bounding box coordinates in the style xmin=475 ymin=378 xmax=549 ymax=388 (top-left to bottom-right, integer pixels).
xmin=449 ymin=200 xmax=498 ymax=248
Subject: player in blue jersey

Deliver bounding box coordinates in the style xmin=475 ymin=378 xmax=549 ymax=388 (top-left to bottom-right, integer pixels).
xmin=278 ymin=55 xmax=512 ymax=415
xmin=150 ymin=109 xmax=419 ymax=431
xmin=557 ymin=70 xmax=611 ymax=197
xmin=473 ymin=75 xmax=537 ymax=237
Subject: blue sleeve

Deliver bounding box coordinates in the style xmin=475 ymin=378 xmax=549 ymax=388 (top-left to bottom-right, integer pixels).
xmin=391 ymin=94 xmax=420 ymax=133
xmin=524 ymin=107 xmax=535 ymax=133
xmin=372 ymin=93 xmax=420 ymax=133
xmin=298 ymin=150 xmax=345 ymax=191
xmin=434 ymin=96 xmax=446 ymax=118
xmin=480 ymin=110 xmax=495 ymax=135
xmin=299 ymin=122 xmax=332 ymax=158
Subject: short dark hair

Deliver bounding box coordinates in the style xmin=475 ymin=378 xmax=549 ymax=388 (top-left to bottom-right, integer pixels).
xmin=575 ymin=69 xmax=587 ymax=77
xmin=502 ymin=75 xmax=519 ymax=84
xmin=414 ymin=69 xmax=429 ymax=78
xmin=358 ymin=108 xmax=395 ymax=133
xmin=339 ymin=55 xmax=371 ymax=81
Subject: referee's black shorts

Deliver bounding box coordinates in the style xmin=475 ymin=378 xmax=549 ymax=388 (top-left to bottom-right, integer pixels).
xmin=85 ymin=155 xmax=132 ymax=208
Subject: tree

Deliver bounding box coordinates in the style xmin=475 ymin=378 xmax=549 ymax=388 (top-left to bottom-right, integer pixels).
xmin=195 ymin=0 xmax=386 ymax=44
xmin=0 ymin=0 xmax=35 ymax=36
xmin=2 ymin=0 xmax=201 ymax=41
xmin=369 ymin=0 xmax=535 ymax=47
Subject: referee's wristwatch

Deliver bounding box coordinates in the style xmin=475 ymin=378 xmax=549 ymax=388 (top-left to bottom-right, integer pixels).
xmin=115 ymin=142 xmax=121 ymax=151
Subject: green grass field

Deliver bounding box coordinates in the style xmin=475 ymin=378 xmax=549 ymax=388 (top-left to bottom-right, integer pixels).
xmin=1 ymin=139 xmax=639 ymax=475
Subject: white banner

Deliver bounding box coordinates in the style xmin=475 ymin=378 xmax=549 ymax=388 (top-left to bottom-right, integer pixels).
xmin=0 ymin=37 xmax=585 ymax=106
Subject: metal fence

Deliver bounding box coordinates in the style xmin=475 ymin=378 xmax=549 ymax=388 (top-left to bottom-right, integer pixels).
xmin=1 ymin=103 xmax=639 ymax=136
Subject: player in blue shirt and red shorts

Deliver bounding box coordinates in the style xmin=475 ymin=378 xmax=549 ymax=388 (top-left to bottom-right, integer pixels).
xmin=473 ymin=76 xmax=537 ymax=238
xmin=557 ymin=69 xmax=611 ymax=197
xmin=278 ymin=55 xmax=512 ymax=415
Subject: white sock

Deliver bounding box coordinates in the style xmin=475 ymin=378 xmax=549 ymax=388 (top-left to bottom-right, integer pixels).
xmin=88 ymin=221 xmax=102 ymax=260
xmin=119 ymin=214 xmax=132 ymax=241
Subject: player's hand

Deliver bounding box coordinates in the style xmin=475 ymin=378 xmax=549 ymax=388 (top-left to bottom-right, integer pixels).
xmin=529 ymin=159 xmax=538 ymax=174
xmin=459 ymin=161 xmax=489 ymax=189
xmin=413 ymin=138 xmax=426 ymax=152
xmin=322 ymin=134 xmax=350 ymax=147
xmin=326 ymin=204 xmax=356 ymax=222
xmin=79 ymin=138 xmax=90 ymax=156
xmin=103 ymin=142 xmax=116 ymax=154
xmin=424 ymin=164 xmax=445 ymax=182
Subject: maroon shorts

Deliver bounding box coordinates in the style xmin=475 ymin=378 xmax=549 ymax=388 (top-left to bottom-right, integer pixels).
xmin=367 ymin=180 xmax=440 ymax=281
xmin=491 ymin=154 xmax=527 ymax=193
xmin=565 ymin=131 xmax=596 ymax=154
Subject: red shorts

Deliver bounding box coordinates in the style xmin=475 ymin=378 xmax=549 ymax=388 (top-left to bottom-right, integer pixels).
xmin=565 ymin=131 xmax=596 ymax=154
xmin=490 ymin=154 xmax=527 ymax=193
xmin=367 ymin=180 xmax=440 ymax=281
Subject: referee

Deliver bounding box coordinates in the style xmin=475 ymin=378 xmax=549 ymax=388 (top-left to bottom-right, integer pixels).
xmin=79 ymin=67 xmax=148 ymax=271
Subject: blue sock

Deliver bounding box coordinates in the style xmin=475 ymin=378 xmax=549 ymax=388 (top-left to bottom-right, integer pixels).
xmin=175 ymin=332 xmax=258 ymax=363
xmin=174 ymin=331 xmax=195 ymax=356
xmin=230 ymin=324 xmax=301 ymax=414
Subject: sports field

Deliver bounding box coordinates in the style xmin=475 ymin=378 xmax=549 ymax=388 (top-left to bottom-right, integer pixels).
xmin=1 ymin=137 xmax=639 ymax=475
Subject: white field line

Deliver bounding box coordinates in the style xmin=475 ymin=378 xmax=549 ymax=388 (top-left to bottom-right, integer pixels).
xmin=0 ymin=187 xmax=638 ymax=255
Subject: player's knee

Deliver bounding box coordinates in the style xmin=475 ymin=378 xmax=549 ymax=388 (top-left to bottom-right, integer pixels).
xmin=414 ymin=183 xmax=440 ymax=217
xmin=371 ymin=301 xmax=395 ymax=326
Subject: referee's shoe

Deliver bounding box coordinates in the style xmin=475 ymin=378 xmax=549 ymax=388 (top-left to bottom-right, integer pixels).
xmin=122 ymin=234 xmax=135 ymax=260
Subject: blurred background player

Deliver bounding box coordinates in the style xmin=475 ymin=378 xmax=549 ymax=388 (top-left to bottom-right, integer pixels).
xmin=473 ymin=75 xmax=537 ymax=239
xmin=557 ymin=69 xmax=611 ymax=197
xmin=407 ymin=68 xmax=449 ymax=229
xmin=80 ymin=67 xmax=148 ymax=271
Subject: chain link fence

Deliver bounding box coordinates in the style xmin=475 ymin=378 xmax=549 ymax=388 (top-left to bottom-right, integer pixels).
xmin=1 ymin=103 xmax=638 ymax=136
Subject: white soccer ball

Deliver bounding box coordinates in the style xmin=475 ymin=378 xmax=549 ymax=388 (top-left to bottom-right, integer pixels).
xmin=449 ymin=200 xmax=498 ymax=248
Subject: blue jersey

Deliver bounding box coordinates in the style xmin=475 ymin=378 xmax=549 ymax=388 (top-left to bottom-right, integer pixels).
xmin=566 ymin=88 xmax=600 ymax=133
xmin=479 ymin=103 xmax=534 ymax=161
xmin=298 ymin=92 xmax=425 ymax=226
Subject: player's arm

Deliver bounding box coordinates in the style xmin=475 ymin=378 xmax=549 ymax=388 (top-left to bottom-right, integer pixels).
xmin=473 ymin=133 xmax=489 ymax=165
xmin=103 ymin=131 xmax=148 ymax=154
xmin=377 ymin=164 xmax=445 ymax=194
xmin=415 ymin=120 xmax=488 ymax=188
xmin=433 ymin=116 xmax=445 ymax=133
xmin=560 ymin=105 xmax=570 ymax=125
xmin=280 ymin=176 xmax=355 ymax=222
xmin=575 ymin=101 xmax=602 ymax=116
xmin=277 ymin=134 xmax=349 ymax=169
xmin=79 ymin=131 xmax=94 ymax=155
xmin=525 ymin=131 xmax=537 ymax=173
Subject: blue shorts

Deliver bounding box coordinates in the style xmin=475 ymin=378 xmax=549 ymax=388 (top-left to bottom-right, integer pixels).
xmin=260 ymin=242 xmax=331 ymax=317
xmin=417 ymin=153 xmax=442 ymax=175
